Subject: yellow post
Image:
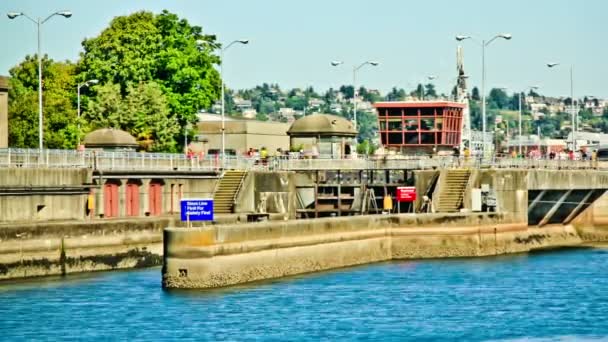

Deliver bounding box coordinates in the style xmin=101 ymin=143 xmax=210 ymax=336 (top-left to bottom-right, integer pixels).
xmin=383 ymin=195 xmax=393 ymax=213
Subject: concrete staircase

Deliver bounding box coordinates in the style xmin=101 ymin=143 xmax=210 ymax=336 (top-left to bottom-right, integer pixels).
xmin=435 ymin=169 xmax=471 ymax=213
xmin=213 ymin=170 xmax=247 ymax=214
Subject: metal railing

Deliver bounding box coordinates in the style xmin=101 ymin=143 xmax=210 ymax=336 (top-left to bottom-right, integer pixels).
xmin=0 ymin=149 xmax=220 ymax=172
xmin=0 ymin=148 xmax=605 ymax=172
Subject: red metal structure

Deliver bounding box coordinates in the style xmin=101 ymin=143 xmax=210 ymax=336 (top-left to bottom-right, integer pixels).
xmin=373 ymin=101 xmax=465 ymax=154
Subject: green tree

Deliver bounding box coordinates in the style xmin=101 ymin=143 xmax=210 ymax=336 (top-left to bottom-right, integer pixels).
xmin=488 ymin=88 xmax=510 ymax=109
xmin=339 ymin=85 xmax=354 ymax=99
xmin=471 ymin=87 xmax=481 ymax=101
xmin=8 ymin=55 xmax=78 ymax=149
xmin=424 ymin=83 xmax=437 ymax=98
xmin=84 ymin=82 xmax=179 ymax=151
xmin=356 ymin=111 xmax=378 ymax=143
xmin=386 ymin=87 xmax=406 ymax=101
xmin=77 ymin=10 xmax=220 ymax=150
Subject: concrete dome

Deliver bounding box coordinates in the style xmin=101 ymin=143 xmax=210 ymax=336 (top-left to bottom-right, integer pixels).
xmin=287 ymin=114 xmax=357 ymax=137
xmin=83 ymin=128 xmax=138 ymax=149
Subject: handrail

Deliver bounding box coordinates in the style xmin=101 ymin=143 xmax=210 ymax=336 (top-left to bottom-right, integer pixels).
xmin=0 ymin=148 xmax=605 ymax=172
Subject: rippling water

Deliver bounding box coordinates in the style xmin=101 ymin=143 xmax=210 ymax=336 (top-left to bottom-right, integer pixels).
xmin=1 ymin=249 xmax=608 ymax=341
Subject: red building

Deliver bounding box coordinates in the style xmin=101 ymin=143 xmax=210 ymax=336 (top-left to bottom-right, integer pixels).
xmin=373 ymin=101 xmax=465 ymax=154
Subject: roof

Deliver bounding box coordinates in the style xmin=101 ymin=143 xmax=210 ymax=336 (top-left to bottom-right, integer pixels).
xmin=373 ymin=101 xmax=466 ymax=109
xmin=0 ymin=76 xmax=9 ymax=91
xmin=83 ymin=128 xmax=138 ymax=148
xmin=287 ymin=114 xmax=357 ymax=137
xmin=197 ymin=120 xmax=290 ymax=136
xmin=197 ymin=112 xmax=237 ymax=122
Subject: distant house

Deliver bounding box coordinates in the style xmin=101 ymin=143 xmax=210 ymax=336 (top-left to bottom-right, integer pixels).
xmin=530 ymin=103 xmax=547 ymax=113
xmin=308 ymin=98 xmax=325 ymax=109
xmin=234 ymin=97 xmax=253 ymax=111
xmin=329 ymin=103 xmax=342 ymax=114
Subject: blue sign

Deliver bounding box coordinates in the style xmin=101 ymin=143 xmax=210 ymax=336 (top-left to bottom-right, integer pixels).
xmin=180 ymin=198 xmax=214 ymax=221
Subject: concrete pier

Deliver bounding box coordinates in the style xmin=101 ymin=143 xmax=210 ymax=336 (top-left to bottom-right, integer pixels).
xmin=162 ymin=213 xmax=591 ymax=289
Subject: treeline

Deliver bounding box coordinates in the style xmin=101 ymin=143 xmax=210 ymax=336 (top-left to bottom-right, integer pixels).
xmin=8 ymin=10 xmax=220 ymax=152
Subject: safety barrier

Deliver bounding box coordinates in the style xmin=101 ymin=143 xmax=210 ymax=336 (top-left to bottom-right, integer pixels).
xmin=0 ymin=148 xmax=604 ymax=171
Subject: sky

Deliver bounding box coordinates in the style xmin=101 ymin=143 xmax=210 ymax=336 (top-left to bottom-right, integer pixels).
xmin=0 ymin=0 xmax=606 ymax=98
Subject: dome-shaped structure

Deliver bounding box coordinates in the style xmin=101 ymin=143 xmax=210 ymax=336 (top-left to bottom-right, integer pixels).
xmin=83 ymin=128 xmax=138 ymax=151
xmin=287 ymin=114 xmax=357 ymax=137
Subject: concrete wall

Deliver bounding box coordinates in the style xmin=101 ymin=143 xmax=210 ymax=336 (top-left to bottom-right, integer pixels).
xmin=162 ymin=212 xmax=586 ymax=289
xmin=527 ymin=170 xmax=608 ymax=189
xmin=233 ymin=171 xmax=296 ymax=218
xmin=0 ymin=217 xmax=174 ymax=280
xmin=0 ymin=168 xmax=91 ymax=223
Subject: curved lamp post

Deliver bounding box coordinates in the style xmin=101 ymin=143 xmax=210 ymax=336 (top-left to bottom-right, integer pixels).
xmin=198 ymin=38 xmax=249 ymax=168
xmin=456 ymin=33 xmax=512 ymax=158
xmin=332 ymin=61 xmax=378 ymax=130
xmin=7 ymin=10 xmax=72 ymax=149
xmin=547 ymin=62 xmax=575 ymax=151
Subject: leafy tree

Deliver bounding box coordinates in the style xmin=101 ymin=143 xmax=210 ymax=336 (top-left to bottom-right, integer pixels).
xmin=424 ymin=83 xmax=437 ymax=98
xmin=469 ymin=100 xmax=481 ymax=130
xmin=8 ymin=55 xmax=78 ymax=149
xmin=487 ymin=88 xmax=510 ymax=109
xmin=77 ymin=10 xmax=220 ymax=150
xmin=84 ymin=82 xmax=180 ymax=151
xmin=356 ymin=111 xmax=378 ymax=143
xmin=412 ymin=84 xmax=424 ymax=98
xmin=258 ymin=99 xmax=275 ymax=114
xmin=386 ymin=87 xmax=406 ymax=101
xmin=357 ymin=139 xmax=377 ymax=155
xmin=285 ymin=96 xmax=307 ymax=111
xmin=471 ymin=87 xmax=481 ymax=101
xmin=339 ymin=85 xmax=354 ymax=99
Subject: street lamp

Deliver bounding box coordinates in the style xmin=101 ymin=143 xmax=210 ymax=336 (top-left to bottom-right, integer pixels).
xmin=7 ymin=10 xmax=72 ymax=150
xmin=518 ymin=86 xmax=539 ymax=155
xmin=198 ymin=38 xmax=249 ymax=168
xmin=547 ymin=62 xmax=576 ymax=151
xmin=77 ymin=79 xmax=98 ymax=147
xmin=333 ymin=61 xmax=378 ymax=130
xmin=456 ymin=33 xmax=512 ymax=158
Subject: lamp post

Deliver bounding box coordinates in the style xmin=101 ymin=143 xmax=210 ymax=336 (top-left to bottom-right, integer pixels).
xmin=7 ymin=10 xmax=72 ymax=150
xmin=333 ymin=61 xmax=379 ymax=130
xmin=456 ymin=33 xmax=512 ymax=158
xmin=518 ymin=86 xmax=539 ymax=155
xmin=219 ymin=40 xmax=248 ymax=168
xmin=199 ymin=39 xmax=249 ymax=168
xmin=77 ymin=79 xmax=99 ymax=147
xmin=547 ymin=63 xmax=575 ymax=151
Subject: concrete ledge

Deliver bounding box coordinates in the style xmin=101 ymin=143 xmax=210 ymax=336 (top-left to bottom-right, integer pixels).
xmin=162 ymin=213 xmax=582 ymax=289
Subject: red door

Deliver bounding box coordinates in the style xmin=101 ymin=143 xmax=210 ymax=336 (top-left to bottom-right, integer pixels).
xmin=104 ymin=183 xmax=119 ymax=218
xmin=126 ymin=182 xmax=140 ymax=217
xmin=149 ymin=182 xmax=163 ymax=216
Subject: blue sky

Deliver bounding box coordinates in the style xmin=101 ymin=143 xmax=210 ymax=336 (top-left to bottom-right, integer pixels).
xmin=0 ymin=0 xmax=606 ymax=98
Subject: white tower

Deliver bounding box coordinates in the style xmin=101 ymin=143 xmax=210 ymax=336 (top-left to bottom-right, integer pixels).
xmin=456 ymin=46 xmax=471 ymax=152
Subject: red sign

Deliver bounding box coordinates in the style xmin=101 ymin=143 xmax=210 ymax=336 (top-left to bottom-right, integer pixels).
xmin=396 ymin=186 xmax=416 ymax=202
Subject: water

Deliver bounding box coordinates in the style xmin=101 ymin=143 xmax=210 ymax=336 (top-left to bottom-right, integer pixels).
xmin=1 ymin=249 xmax=608 ymax=341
